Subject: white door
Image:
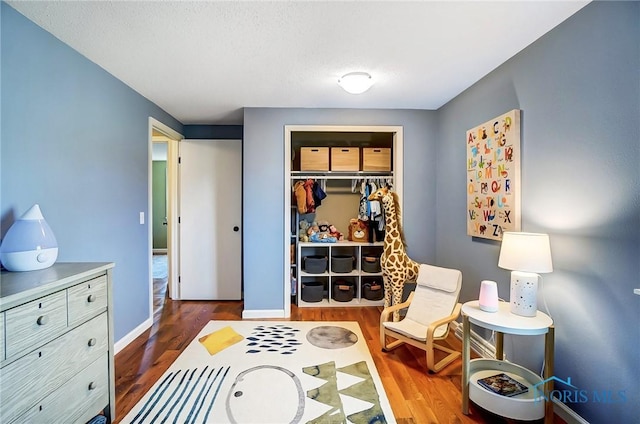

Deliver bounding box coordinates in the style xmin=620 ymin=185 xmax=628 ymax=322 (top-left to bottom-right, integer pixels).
xmin=178 ymin=139 xmax=242 ymax=300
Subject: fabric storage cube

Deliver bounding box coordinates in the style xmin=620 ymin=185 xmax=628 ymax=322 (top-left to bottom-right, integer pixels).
xmin=361 ymin=255 xmax=381 ymax=273
xmin=301 ymin=282 xmax=324 ymax=302
xmin=331 ymin=255 xmax=354 ymax=273
xmin=330 ymin=148 xmax=360 ymax=171
xmin=304 ymin=255 xmax=327 ymax=273
xmin=332 ymin=280 xmax=355 ymax=302
xmin=300 ymin=147 xmax=329 ymax=171
xmin=362 ymin=148 xmax=391 ymax=171
xmin=362 ymin=280 xmax=384 ymax=300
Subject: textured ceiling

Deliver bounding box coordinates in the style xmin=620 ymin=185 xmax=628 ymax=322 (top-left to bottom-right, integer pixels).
xmin=7 ymin=1 xmax=589 ymax=124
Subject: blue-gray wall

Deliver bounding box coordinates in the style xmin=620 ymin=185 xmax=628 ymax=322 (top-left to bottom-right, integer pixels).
xmin=243 ymin=108 xmax=437 ymax=312
xmin=0 ymin=2 xmax=183 ymax=341
xmin=436 ymin=2 xmax=639 ymax=422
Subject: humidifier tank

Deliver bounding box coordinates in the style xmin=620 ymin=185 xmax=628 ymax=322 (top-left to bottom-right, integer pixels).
xmin=0 ymin=204 xmax=58 ymax=272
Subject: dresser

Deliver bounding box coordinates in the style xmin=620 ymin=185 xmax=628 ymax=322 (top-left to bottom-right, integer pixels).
xmin=0 ymin=262 xmax=115 ymax=423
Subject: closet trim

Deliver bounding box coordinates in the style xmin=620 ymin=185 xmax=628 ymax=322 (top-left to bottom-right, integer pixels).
xmin=283 ymin=125 xmax=404 ymax=317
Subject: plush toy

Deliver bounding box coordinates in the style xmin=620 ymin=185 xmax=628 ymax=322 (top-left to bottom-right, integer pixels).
xmin=310 ymin=231 xmax=337 ymax=243
xmin=299 ymin=220 xmax=310 ymax=242
xmin=306 ymin=223 xmax=320 ymax=238
xmin=317 ymin=220 xmax=330 ymax=233
xmin=348 ymin=218 xmax=369 ymax=242
xmin=329 ymin=225 xmax=344 ymax=241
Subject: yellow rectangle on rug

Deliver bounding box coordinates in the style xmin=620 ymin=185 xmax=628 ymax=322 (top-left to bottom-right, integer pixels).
xmin=198 ymin=325 xmax=244 ymax=355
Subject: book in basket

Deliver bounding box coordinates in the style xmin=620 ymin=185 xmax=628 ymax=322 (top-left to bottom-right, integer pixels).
xmin=477 ymin=373 xmax=529 ymax=397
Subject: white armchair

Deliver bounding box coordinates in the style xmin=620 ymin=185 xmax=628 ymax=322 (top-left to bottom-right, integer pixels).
xmin=380 ymin=264 xmax=462 ymax=373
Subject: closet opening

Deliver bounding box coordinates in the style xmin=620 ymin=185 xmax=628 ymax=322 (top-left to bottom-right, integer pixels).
xmin=283 ymin=125 xmax=404 ymax=316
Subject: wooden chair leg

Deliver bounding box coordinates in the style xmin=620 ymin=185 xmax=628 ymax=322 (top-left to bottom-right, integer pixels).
xmin=427 ymin=343 xmax=461 ymax=373
xmin=381 ymin=329 xmax=405 ymax=351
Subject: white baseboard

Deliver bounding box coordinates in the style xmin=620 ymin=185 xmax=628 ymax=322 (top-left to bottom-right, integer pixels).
xmin=241 ymin=309 xmax=286 ymax=319
xmin=452 ymin=321 xmax=589 ymax=424
xmin=451 ymin=321 xmax=496 ymax=358
xmin=552 ymin=397 xmax=590 ymax=424
xmin=114 ymin=317 xmax=153 ymax=354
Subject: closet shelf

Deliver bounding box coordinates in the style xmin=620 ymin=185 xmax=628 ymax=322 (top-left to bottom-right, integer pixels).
xmin=291 ymin=171 xmax=393 ymax=180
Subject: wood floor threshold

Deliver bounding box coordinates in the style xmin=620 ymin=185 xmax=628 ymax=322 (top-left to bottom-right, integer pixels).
xmin=114 ymin=299 xmax=561 ymax=424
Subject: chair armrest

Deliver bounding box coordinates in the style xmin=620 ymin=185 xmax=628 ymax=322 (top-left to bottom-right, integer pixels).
xmin=426 ymin=302 xmax=462 ymax=338
xmin=380 ymin=291 xmax=415 ymax=323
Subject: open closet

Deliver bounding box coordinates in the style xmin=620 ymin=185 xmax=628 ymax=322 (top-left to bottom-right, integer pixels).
xmin=284 ymin=126 xmax=404 ymax=311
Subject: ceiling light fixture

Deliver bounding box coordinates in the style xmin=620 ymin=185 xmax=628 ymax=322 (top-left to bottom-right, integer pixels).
xmin=338 ymin=72 xmax=374 ymax=94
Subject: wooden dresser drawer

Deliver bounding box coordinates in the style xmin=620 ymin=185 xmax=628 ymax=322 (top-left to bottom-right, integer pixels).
xmin=4 ymin=290 xmax=67 ymax=359
xmin=67 ymin=274 xmax=107 ymax=326
xmin=18 ymin=353 xmax=109 ymax=424
xmin=0 ymin=311 xmax=5 ymax=361
xmin=0 ymin=313 xmax=108 ymax=423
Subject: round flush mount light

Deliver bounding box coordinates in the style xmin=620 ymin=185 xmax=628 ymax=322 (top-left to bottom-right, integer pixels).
xmin=338 ymin=72 xmax=374 ymax=94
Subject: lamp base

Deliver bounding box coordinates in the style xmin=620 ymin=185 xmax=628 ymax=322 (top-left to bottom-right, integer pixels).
xmin=509 ymin=271 xmax=538 ymax=317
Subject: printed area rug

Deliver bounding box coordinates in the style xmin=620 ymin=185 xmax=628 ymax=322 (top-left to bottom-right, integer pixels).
xmin=121 ymin=321 xmax=395 ymax=424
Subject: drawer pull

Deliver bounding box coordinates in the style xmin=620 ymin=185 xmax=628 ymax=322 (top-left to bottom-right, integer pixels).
xmin=36 ymin=315 xmax=49 ymax=326
xmin=87 ymin=294 xmax=96 ymax=303
xmin=88 ymin=381 xmax=97 ymax=390
xmin=88 ymin=338 xmax=97 ymax=347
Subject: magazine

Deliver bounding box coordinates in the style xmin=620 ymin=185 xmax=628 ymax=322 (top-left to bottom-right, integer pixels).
xmin=477 ymin=373 xmax=529 ymax=397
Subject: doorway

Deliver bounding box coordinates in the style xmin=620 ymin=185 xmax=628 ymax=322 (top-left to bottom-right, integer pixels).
xmin=149 ymin=118 xmax=182 ymax=319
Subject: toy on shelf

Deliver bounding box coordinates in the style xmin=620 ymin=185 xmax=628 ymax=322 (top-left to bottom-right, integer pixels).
xmin=300 ymin=219 xmax=343 ymax=243
xmin=348 ymin=218 xmax=369 ymax=242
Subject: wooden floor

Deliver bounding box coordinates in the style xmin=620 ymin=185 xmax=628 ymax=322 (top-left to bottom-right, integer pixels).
xmin=113 ymin=295 xmax=561 ymax=424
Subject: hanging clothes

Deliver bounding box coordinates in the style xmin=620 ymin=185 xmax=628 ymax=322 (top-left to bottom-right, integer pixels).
xmin=358 ymin=181 xmax=370 ymax=221
xmin=312 ymin=180 xmax=327 ymax=208
xmin=293 ymin=180 xmax=307 ymax=214
xmin=303 ymin=179 xmax=316 ymax=213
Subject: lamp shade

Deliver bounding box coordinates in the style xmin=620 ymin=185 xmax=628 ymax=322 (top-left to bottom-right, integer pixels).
xmin=338 ymin=72 xmax=374 ymax=94
xmin=498 ymin=232 xmax=552 ymax=273
xmin=0 ymin=204 xmax=58 ymax=272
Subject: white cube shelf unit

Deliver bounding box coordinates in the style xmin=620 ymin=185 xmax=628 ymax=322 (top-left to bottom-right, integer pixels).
xmin=297 ymin=241 xmax=385 ymax=307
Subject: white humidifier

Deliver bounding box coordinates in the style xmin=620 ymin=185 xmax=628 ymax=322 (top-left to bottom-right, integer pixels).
xmin=0 ymin=204 xmax=58 ymax=272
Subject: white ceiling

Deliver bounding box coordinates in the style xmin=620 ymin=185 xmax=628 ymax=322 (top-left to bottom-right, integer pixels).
xmin=7 ymin=1 xmax=589 ymax=125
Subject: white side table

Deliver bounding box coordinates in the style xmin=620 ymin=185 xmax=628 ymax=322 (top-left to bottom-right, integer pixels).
xmin=461 ymin=300 xmax=554 ymax=423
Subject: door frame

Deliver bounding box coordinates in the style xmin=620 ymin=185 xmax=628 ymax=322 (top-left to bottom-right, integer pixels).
xmin=148 ymin=118 xmax=182 ymax=316
xmin=283 ymin=125 xmax=404 ymax=317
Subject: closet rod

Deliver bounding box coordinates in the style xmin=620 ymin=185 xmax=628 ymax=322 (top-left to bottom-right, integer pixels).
xmin=292 ymin=175 xmax=393 ymax=180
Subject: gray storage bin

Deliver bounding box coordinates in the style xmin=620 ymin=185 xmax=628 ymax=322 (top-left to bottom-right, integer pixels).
xmin=331 ymin=255 xmax=354 ymax=273
xmin=363 ymin=281 xmax=384 ymax=300
xmin=361 ymin=255 xmax=381 ymax=273
xmin=304 ymin=255 xmax=327 ymax=273
xmin=332 ymin=280 xmax=355 ymax=302
xmin=301 ymin=282 xmax=324 ymax=302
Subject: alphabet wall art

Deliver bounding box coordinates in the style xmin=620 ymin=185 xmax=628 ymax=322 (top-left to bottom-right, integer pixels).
xmin=466 ymin=109 xmax=521 ymax=240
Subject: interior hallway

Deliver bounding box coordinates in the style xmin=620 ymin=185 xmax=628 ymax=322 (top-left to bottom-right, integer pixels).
xmin=152 ymin=254 xmax=168 ymax=318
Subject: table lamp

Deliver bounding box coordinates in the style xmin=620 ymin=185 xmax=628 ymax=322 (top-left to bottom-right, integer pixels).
xmin=498 ymin=232 xmax=552 ymax=317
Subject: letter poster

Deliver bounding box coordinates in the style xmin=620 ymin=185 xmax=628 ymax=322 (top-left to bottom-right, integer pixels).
xmin=467 ymin=109 xmax=521 ymax=240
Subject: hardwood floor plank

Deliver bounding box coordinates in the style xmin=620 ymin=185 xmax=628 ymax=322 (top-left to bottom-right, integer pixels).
xmin=114 ymin=300 xmax=556 ymax=423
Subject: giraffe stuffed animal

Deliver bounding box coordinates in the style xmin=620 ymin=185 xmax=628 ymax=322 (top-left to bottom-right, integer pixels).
xmin=368 ymin=187 xmax=420 ymax=322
